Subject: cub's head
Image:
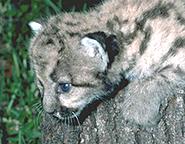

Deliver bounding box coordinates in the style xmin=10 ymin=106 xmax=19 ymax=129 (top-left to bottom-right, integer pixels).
xmin=29 ymin=21 xmax=120 ymax=123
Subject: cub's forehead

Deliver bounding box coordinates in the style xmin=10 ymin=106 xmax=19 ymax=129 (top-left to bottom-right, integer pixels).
xmin=30 ymin=21 xmax=110 ymax=75
xmin=50 ymin=62 xmax=102 ymax=86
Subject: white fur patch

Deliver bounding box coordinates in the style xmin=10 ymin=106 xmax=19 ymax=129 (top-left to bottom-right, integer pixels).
xmin=81 ymin=37 xmax=100 ymax=57
xmin=80 ymin=37 xmax=109 ymax=69
xmin=28 ymin=21 xmax=43 ymax=34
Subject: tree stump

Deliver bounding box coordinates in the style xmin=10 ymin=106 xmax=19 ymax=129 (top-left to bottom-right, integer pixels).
xmin=41 ymin=88 xmax=185 ymax=144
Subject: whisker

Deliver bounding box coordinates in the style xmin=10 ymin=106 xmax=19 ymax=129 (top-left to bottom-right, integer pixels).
xmin=68 ymin=116 xmax=71 ymax=128
xmin=33 ymin=103 xmax=43 ymax=112
xmin=72 ymin=112 xmax=81 ymax=130
xmin=34 ymin=108 xmax=43 ymax=126
xmin=67 ymin=116 xmax=70 ymax=128
xmin=95 ymin=95 xmax=110 ymax=105
xmin=37 ymin=105 xmax=43 ymax=112
xmin=57 ymin=118 xmax=61 ymax=125
xmin=37 ymin=109 xmax=43 ymax=121
xmin=72 ymin=117 xmax=76 ymax=129
xmin=33 ymin=103 xmax=43 ymax=113
xmin=32 ymin=102 xmax=41 ymax=108
xmin=64 ymin=117 xmax=66 ymax=127
xmin=69 ymin=115 xmax=72 ymax=126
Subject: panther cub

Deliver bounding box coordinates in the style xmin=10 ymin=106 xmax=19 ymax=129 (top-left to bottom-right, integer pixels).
xmin=29 ymin=0 xmax=185 ymax=126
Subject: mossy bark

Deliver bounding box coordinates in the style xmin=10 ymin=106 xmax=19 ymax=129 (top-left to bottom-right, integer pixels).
xmin=41 ymin=91 xmax=185 ymax=144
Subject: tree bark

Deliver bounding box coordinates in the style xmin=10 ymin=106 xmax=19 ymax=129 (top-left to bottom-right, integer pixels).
xmin=41 ymin=89 xmax=185 ymax=144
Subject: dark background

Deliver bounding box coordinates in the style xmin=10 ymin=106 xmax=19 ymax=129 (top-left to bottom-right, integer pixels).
xmin=0 ymin=0 xmax=104 ymax=143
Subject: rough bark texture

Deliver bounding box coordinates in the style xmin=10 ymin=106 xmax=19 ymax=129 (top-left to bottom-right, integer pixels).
xmin=41 ymin=88 xmax=185 ymax=144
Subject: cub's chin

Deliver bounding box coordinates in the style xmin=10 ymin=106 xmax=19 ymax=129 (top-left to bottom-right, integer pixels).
xmin=52 ymin=106 xmax=82 ymax=122
xmin=49 ymin=93 xmax=102 ymax=125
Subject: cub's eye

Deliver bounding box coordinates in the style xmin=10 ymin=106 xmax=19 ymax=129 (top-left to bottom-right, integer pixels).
xmin=56 ymin=83 xmax=72 ymax=93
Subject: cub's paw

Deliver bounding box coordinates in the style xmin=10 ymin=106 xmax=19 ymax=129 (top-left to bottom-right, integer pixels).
xmin=120 ymin=93 xmax=161 ymax=126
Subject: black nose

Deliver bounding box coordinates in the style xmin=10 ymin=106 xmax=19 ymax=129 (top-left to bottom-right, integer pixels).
xmin=60 ymin=106 xmax=68 ymax=112
xmin=60 ymin=106 xmax=78 ymax=113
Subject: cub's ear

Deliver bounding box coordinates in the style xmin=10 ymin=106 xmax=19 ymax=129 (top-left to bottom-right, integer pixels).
xmin=80 ymin=34 xmax=109 ymax=72
xmin=28 ymin=21 xmax=43 ymax=34
xmin=80 ymin=36 xmax=107 ymax=58
xmin=80 ymin=31 xmax=108 ymax=57
xmin=80 ymin=31 xmax=120 ymax=69
xmin=85 ymin=31 xmax=107 ymax=47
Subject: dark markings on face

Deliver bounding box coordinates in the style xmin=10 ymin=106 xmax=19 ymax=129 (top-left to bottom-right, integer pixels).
xmin=40 ymin=37 xmax=55 ymax=46
xmin=66 ymin=31 xmax=82 ymax=37
xmin=106 ymin=15 xmax=122 ymax=31
xmin=49 ymin=65 xmax=98 ymax=90
xmin=68 ymin=71 xmax=98 ymax=88
xmin=40 ymin=24 xmax=65 ymax=53
xmin=43 ymin=25 xmax=60 ymax=36
xmin=65 ymin=21 xmax=81 ymax=26
xmin=37 ymin=79 xmax=44 ymax=97
xmin=34 ymin=57 xmax=47 ymax=70
xmin=46 ymin=38 xmax=54 ymax=45
xmin=49 ymin=69 xmax=58 ymax=82
xmin=72 ymin=83 xmax=97 ymax=88
xmin=56 ymin=33 xmax=64 ymax=43
xmin=139 ymin=26 xmax=152 ymax=55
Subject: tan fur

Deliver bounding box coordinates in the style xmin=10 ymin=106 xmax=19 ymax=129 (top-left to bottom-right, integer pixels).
xmin=29 ymin=0 xmax=185 ymax=126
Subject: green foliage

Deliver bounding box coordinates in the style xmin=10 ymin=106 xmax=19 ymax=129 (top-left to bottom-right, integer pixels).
xmin=0 ymin=0 xmax=61 ymax=143
xmin=0 ymin=1 xmax=43 ymax=143
xmin=0 ymin=0 xmax=96 ymax=143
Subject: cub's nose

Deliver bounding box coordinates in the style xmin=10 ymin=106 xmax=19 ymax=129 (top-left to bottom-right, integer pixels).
xmin=46 ymin=106 xmax=70 ymax=115
xmin=52 ymin=105 xmax=79 ymax=119
xmin=60 ymin=106 xmax=68 ymax=113
xmin=60 ymin=106 xmax=78 ymax=114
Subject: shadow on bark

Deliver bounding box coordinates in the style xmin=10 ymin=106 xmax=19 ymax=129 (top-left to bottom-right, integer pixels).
xmin=41 ymin=86 xmax=185 ymax=144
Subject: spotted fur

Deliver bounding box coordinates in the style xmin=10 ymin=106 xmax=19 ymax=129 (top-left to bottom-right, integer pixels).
xmin=29 ymin=0 xmax=185 ymax=126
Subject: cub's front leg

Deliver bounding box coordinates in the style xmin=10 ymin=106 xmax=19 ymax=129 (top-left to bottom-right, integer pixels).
xmin=119 ymin=76 xmax=174 ymax=126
